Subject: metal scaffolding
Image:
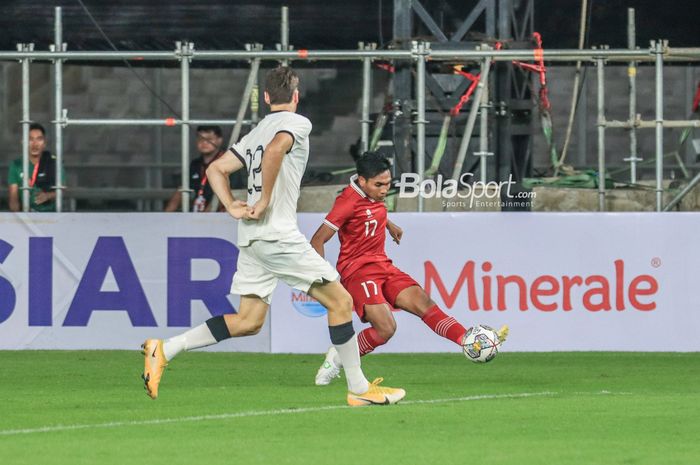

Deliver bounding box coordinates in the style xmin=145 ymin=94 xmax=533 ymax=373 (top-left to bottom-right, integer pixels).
xmin=3 ymin=7 xmax=700 ymax=212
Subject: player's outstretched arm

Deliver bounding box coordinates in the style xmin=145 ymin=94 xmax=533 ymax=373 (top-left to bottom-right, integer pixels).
xmin=206 ymin=150 xmax=246 ymax=219
xmin=310 ymin=223 xmax=337 ymax=258
xmin=386 ymin=219 xmax=403 ymax=245
xmin=247 ymin=132 xmax=293 ymax=220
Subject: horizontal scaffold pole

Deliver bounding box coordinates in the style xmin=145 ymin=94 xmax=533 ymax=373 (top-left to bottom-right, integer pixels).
xmin=1 ymin=47 xmax=700 ymax=63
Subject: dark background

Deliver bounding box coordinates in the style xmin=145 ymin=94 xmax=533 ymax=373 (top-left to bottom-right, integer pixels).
xmin=1 ymin=0 xmax=698 ymax=55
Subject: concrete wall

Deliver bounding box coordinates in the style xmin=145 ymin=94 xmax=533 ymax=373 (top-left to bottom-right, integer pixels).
xmin=1 ymin=61 xmax=699 ymax=212
xmin=294 ymin=182 xmax=700 ymax=212
xmin=531 ymin=65 xmax=700 ymax=180
xmin=0 ymin=63 xmax=388 ymax=193
xmin=531 ymin=183 xmax=700 ymax=212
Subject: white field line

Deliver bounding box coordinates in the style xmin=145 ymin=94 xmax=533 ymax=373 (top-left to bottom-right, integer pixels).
xmin=0 ymin=391 xmax=563 ymax=437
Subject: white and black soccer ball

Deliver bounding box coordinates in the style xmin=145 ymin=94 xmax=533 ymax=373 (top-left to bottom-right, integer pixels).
xmin=462 ymin=325 xmax=501 ymax=363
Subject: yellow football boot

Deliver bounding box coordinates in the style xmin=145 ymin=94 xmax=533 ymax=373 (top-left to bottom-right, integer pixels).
xmin=141 ymin=339 xmax=168 ymax=400
xmin=496 ymin=325 xmax=509 ymax=345
xmin=347 ymin=378 xmax=406 ymax=406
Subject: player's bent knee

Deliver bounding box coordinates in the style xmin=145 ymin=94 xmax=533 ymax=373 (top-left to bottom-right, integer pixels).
xmin=325 ymin=290 xmax=353 ymax=315
xmin=339 ymin=292 xmax=354 ymax=312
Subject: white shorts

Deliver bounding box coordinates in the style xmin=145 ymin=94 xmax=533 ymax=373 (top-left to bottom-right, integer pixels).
xmin=230 ymin=236 xmax=339 ymax=304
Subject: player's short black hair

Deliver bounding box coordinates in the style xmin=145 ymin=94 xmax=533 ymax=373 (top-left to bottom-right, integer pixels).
xmin=196 ymin=125 xmax=223 ymax=138
xmin=265 ymin=66 xmax=299 ymax=105
xmin=356 ymin=151 xmax=391 ymax=179
xmin=29 ymin=123 xmax=45 ymax=135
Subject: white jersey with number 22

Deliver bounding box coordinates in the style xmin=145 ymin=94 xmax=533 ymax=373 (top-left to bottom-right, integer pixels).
xmin=230 ymin=110 xmax=312 ymax=247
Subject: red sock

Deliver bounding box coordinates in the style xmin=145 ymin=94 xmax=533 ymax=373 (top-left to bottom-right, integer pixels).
xmin=421 ymin=305 xmax=467 ymax=345
xmin=357 ymin=327 xmax=387 ymax=356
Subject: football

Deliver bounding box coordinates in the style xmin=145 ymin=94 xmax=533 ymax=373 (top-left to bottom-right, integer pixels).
xmin=462 ymin=325 xmax=501 ymax=363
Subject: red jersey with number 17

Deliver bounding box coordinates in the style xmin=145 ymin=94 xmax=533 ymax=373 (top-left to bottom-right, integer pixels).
xmin=323 ymin=175 xmax=391 ymax=278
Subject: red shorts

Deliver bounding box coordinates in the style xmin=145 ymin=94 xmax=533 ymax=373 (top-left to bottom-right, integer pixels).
xmin=341 ymin=261 xmax=419 ymax=321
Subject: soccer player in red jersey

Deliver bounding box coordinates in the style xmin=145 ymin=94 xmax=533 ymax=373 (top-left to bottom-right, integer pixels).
xmin=311 ymin=152 xmax=508 ymax=385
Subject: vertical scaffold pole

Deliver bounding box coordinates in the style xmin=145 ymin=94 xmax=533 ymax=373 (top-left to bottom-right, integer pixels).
xmin=53 ymin=6 xmax=64 ymax=211
xmin=179 ymin=41 xmax=192 ymax=212
xmin=360 ymin=42 xmax=374 ymax=154
xmin=452 ymin=53 xmax=492 ymax=181
xmin=596 ymin=56 xmax=606 ymax=211
xmin=281 ymin=6 xmax=289 ymax=66
xmin=653 ymin=40 xmax=665 ymax=212
xmin=20 ymin=43 xmax=32 ymax=212
xmin=415 ymin=41 xmax=428 ymax=212
xmin=626 ymin=8 xmax=640 ymax=183
xmin=478 ymin=60 xmax=491 ymax=184
xmin=229 ymin=44 xmax=262 ymax=148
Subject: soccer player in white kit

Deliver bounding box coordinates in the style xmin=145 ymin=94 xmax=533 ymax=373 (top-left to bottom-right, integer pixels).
xmin=142 ymin=67 xmax=405 ymax=406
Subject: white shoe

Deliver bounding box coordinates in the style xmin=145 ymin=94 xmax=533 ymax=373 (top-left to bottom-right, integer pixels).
xmin=314 ymin=347 xmax=342 ymax=386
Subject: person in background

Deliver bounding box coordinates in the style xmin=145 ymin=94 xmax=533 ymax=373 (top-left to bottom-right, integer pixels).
xmin=8 ymin=123 xmax=62 ymax=212
xmin=165 ymin=125 xmax=231 ymax=212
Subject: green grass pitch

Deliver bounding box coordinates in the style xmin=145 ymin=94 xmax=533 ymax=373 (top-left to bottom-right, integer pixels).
xmin=1 ymin=351 xmax=699 ymax=465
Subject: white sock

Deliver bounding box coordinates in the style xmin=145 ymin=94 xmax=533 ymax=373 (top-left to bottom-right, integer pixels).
xmin=334 ymin=334 xmax=370 ymax=394
xmin=163 ymin=323 xmax=218 ymax=361
xmin=331 ymin=348 xmax=343 ymax=367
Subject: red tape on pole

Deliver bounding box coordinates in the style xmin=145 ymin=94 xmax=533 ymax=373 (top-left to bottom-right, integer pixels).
xmin=513 ymin=33 xmax=546 ymax=82
xmin=511 ymin=32 xmax=550 ymax=111
xmin=533 ymin=48 xmax=544 ymax=62
xmin=450 ymin=66 xmax=480 ymax=116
